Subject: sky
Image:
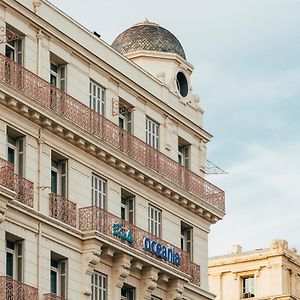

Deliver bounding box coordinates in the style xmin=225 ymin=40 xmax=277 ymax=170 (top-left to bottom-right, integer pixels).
xmin=49 ymin=0 xmax=300 ymax=256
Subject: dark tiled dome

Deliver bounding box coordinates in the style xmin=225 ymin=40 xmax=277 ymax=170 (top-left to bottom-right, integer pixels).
xmin=111 ymin=19 xmax=186 ymax=60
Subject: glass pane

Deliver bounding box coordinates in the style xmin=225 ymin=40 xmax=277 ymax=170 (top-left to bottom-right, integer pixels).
xmin=6 ymin=252 xmax=14 ymax=277
xmin=8 ymin=147 xmax=15 ymax=164
xmin=50 ymin=270 xmax=57 ymax=294
xmin=51 ymin=170 xmax=58 ymax=193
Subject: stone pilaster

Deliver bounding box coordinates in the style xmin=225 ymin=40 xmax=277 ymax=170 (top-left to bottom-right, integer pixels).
xmin=112 ymin=253 xmax=133 ymax=299
xmin=141 ymin=266 xmax=160 ymax=300
xmin=167 ymin=279 xmax=185 ymax=300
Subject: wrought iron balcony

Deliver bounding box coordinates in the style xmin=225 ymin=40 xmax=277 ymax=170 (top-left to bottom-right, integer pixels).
xmin=43 ymin=293 xmax=65 ymax=300
xmin=49 ymin=193 xmax=77 ymax=227
xmin=0 ymin=54 xmax=225 ymax=212
xmin=0 ymin=276 xmax=38 ymax=300
xmin=79 ymin=206 xmax=200 ymax=285
xmin=0 ymin=158 xmax=34 ymax=207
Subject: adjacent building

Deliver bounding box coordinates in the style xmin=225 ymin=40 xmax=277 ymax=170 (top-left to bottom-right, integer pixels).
xmin=209 ymin=240 xmax=300 ymax=300
xmin=0 ymin=0 xmax=225 ymax=299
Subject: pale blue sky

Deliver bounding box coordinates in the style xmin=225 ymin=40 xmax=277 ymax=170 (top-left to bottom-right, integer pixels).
xmin=49 ymin=0 xmax=300 ymax=256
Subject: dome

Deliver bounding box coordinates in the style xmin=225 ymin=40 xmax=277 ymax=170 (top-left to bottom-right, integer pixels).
xmin=111 ymin=19 xmax=186 ymax=60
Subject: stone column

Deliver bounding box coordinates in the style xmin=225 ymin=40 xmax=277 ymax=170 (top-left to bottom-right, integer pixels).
xmin=36 ymin=30 xmax=44 ymax=76
xmin=111 ymin=253 xmax=133 ymax=299
xmin=141 ymin=266 xmax=160 ymax=300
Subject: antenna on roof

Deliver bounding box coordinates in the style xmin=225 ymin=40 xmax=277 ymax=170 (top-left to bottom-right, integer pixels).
xmin=205 ymin=159 xmax=228 ymax=175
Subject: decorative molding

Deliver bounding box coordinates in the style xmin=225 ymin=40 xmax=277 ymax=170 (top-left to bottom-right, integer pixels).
xmin=167 ymin=279 xmax=185 ymax=300
xmin=141 ymin=266 xmax=160 ymax=300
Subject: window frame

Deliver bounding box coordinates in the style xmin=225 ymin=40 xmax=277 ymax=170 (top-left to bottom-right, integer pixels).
xmin=146 ymin=117 xmax=159 ymax=150
xmin=91 ymin=173 xmax=107 ymax=209
xmin=89 ymin=81 xmax=105 ymax=116
xmin=181 ymin=223 xmax=193 ymax=259
xmin=91 ymin=271 xmax=107 ymax=300
xmin=148 ymin=205 xmax=161 ymax=238
xmin=7 ymin=132 xmax=25 ymax=177
xmin=6 ymin=239 xmax=23 ymax=282
xmin=50 ymin=62 xmax=67 ymax=91
xmin=121 ymin=195 xmax=135 ymax=224
xmin=5 ymin=34 xmax=23 ymax=65
xmin=241 ymin=275 xmax=255 ymax=298
xmin=50 ymin=256 xmax=67 ymax=299
xmin=51 ymin=157 xmax=68 ymax=198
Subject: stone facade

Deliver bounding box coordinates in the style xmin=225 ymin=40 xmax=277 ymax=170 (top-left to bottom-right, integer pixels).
xmin=0 ymin=0 xmax=224 ymax=299
xmin=208 ymin=240 xmax=300 ymax=300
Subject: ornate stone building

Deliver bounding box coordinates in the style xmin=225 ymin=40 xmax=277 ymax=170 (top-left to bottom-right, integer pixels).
xmin=0 ymin=0 xmax=225 ymax=299
xmin=209 ymin=240 xmax=300 ymax=300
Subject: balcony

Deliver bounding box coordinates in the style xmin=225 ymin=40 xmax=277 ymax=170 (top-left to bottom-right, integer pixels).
xmin=0 ymin=276 xmax=38 ymax=300
xmin=0 ymin=54 xmax=225 ymax=212
xmin=0 ymin=158 xmax=34 ymax=207
xmin=79 ymin=205 xmax=200 ymax=285
xmin=49 ymin=193 xmax=77 ymax=227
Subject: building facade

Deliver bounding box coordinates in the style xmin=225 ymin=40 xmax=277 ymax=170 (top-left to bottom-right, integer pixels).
xmin=209 ymin=240 xmax=300 ymax=300
xmin=0 ymin=0 xmax=225 ymax=299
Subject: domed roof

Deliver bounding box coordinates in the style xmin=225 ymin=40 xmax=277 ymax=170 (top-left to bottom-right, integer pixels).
xmin=111 ymin=19 xmax=186 ymax=60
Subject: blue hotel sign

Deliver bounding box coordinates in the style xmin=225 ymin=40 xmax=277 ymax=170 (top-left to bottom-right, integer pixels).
xmin=112 ymin=224 xmax=181 ymax=266
xmin=112 ymin=223 xmax=134 ymax=244
xmin=143 ymin=237 xmax=181 ymax=266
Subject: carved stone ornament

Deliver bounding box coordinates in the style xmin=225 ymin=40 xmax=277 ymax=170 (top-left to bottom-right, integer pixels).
xmin=141 ymin=267 xmax=159 ymax=300
xmin=167 ymin=279 xmax=184 ymax=300
xmin=0 ymin=210 xmax=5 ymax=223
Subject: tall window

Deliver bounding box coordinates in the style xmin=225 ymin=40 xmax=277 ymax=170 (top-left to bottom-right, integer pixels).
xmin=6 ymin=238 xmax=23 ymax=281
xmin=50 ymin=62 xmax=66 ymax=91
xmin=118 ymin=100 xmax=133 ymax=133
xmin=146 ymin=118 xmax=159 ymax=149
xmin=7 ymin=128 xmax=25 ymax=176
xmin=90 ymin=81 xmax=105 ymax=116
xmin=5 ymin=28 xmax=23 ymax=64
xmin=242 ymin=276 xmax=255 ymax=298
xmin=181 ymin=222 xmax=193 ymax=259
xmin=51 ymin=152 xmax=68 ymax=197
xmin=178 ymin=137 xmax=190 ymax=169
xmin=91 ymin=174 xmax=106 ymax=209
xmin=50 ymin=252 xmax=67 ymax=299
xmin=121 ymin=283 xmax=135 ymax=300
xmin=91 ymin=271 xmax=107 ymax=300
xmin=121 ymin=190 xmax=134 ymax=224
xmin=148 ymin=205 xmax=161 ymax=238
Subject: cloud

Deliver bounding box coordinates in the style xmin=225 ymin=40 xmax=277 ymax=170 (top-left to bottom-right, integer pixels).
xmin=208 ymin=141 xmax=300 ymax=256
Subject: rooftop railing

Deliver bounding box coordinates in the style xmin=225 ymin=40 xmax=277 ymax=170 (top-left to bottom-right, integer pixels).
xmin=0 ymin=54 xmax=225 ymax=212
xmin=79 ymin=205 xmax=200 ymax=285
xmin=0 ymin=276 xmax=38 ymax=300
xmin=0 ymin=158 xmax=34 ymax=207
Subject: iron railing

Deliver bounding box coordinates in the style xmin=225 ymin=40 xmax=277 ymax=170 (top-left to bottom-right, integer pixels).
xmin=0 ymin=276 xmax=38 ymax=300
xmin=49 ymin=193 xmax=77 ymax=227
xmin=0 ymin=54 xmax=225 ymax=212
xmin=79 ymin=206 xmax=200 ymax=285
xmin=43 ymin=293 xmax=65 ymax=300
xmin=0 ymin=158 xmax=34 ymax=207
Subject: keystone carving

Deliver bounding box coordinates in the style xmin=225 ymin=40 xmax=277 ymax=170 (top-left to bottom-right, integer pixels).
xmin=141 ymin=267 xmax=160 ymax=300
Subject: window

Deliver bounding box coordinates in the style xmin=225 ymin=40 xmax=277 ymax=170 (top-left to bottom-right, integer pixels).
xmin=148 ymin=205 xmax=161 ymax=238
xmin=121 ymin=283 xmax=135 ymax=300
xmin=6 ymin=237 xmax=23 ymax=281
xmin=151 ymin=296 xmax=162 ymax=300
xmin=7 ymin=128 xmax=25 ymax=176
xmin=50 ymin=252 xmax=67 ymax=299
xmin=90 ymin=81 xmax=105 ymax=116
xmin=51 ymin=152 xmax=68 ymax=197
xmin=5 ymin=27 xmax=23 ymax=64
xmin=91 ymin=174 xmax=106 ymax=209
xmin=176 ymin=71 xmax=188 ymax=97
xmin=242 ymin=276 xmax=255 ymax=298
xmin=178 ymin=137 xmax=190 ymax=169
xmin=91 ymin=271 xmax=107 ymax=300
xmin=146 ymin=118 xmax=159 ymax=149
xmin=50 ymin=62 xmax=66 ymax=91
xmin=121 ymin=190 xmax=134 ymax=224
xmin=181 ymin=222 xmax=193 ymax=259
xmin=118 ymin=100 xmax=133 ymax=133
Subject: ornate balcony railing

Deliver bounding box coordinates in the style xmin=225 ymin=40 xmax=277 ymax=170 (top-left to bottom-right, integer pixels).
xmin=0 ymin=276 xmax=38 ymax=300
xmin=49 ymin=193 xmax=77 ymax=227
xmin=43 ymin=293 xmax=65 ymax=300
xmin=0 ymin=54 xmax=225 ymax=212
xmin=79 ymin=206 xmax=200 ymax=285
xmin=0 ymin=158 xmax=34 ymax=207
